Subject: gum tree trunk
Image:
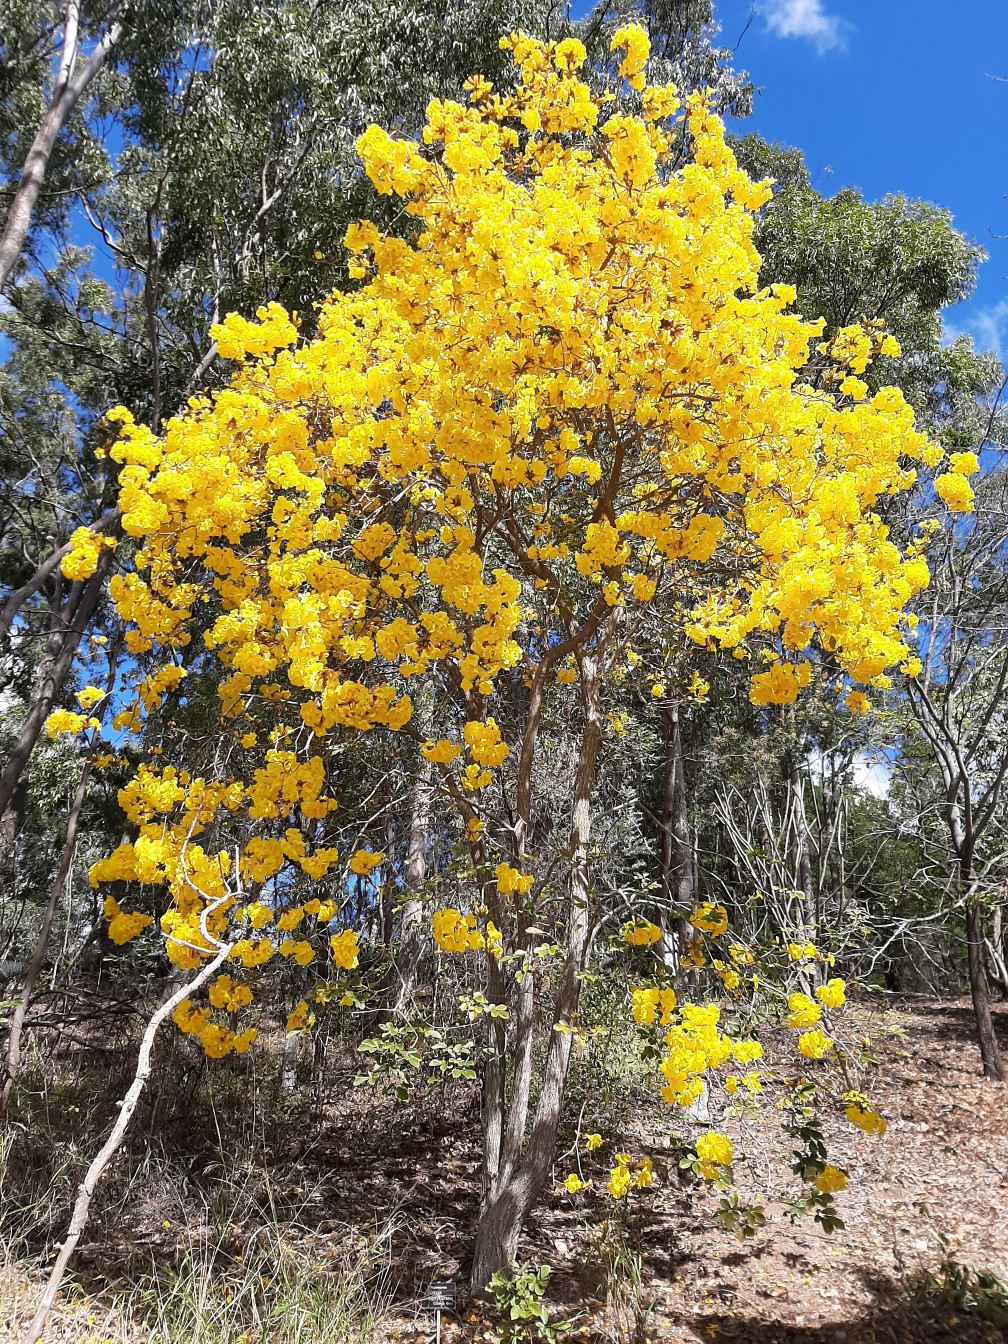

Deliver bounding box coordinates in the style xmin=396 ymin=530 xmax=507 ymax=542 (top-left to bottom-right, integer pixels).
xmin=470 ymin=642 xmax=606 ymax=1290
xmin=0 ymin=2 xmax=123 ymax=294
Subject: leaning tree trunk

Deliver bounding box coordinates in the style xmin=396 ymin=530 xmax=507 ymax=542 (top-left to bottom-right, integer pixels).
xmin=0 ymin=2 xmax=123 ymax=294
xmin=22 ymin=938 xmax=231 ymax=1344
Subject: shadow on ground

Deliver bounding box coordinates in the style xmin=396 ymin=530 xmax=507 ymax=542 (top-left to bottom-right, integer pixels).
xmin=688 ymin=1267 xmax=1008 ymax=1344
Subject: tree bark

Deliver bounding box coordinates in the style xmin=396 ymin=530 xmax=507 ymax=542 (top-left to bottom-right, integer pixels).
xmin=965 ymin=896 xmax=1004 ymax=1081
xmin=393 ymin=757 xmax=432 ymax=1015
xmin=658 ymin=701 xmax=694 ymax=968
xmin=0 ymin=745 xmax=94 ymax=1121
xmin=0 ymin=553 xmax=109 ymax=822
xmin=0 ymin=3 xmax=123 ymax=294
xmin=470 ymin=641 xmax=607 ymax=1290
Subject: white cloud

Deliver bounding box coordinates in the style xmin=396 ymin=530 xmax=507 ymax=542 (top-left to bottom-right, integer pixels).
xmin=944 ymin=297 xmax=1008 ymax=360
xmin=852 ymin=750 xmax=891 ymax=800
xmin=761 ymin=0 xmax=848 ymax=53
xmin=808 ymin=747 xmax=891 ymax=800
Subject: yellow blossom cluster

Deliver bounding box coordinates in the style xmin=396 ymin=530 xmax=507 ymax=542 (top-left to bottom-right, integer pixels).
xmin=329 ymin=929 xmax=360 ymax=969
xmin=622 ymin=918 xmax=662 ymax=947
xmin=797 ymin=1028 xmax=834 ymax=1060
xmin=495 ymin=861 xmax=533 ymax=897
xmin=660 ymin=1003 xmax=733 ymax=1107
xmin=89 ymin=23 xmax=937 ymax=1068
xmin=103 ymin=896 xmax=153 ymax=945
xmin=690 ymin=902 xmax=728 ymax=936
xmin=208 ymin=974 xmax=253 ymax=1013
xmin=173 ymin=998 xmax=257 ymax=1057
xmin=787 ymin=940 xmax=817 ymax=962
xmin=785 ymin=992 xmax=822 ymax=1030
xmin=815 ymin=977 xmax=847 ymax=1009
xmin=608 ymin=1152 xmax=653 ymax=1199
xmin=631 ymin=984 xmax=678 ymax=1026
xmin=45 ymin=708 xmax=100 ymax=740
xmin=60 ymin=525 xmax=115 ymax=581
xmin=432 ymin=908 xmax=486 ymax=953
xmin=695 ymin=1131 xmax=733 ymax=1180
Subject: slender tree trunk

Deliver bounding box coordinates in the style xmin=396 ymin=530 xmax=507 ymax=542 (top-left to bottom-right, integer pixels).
xmin=0 ymin=554 xmax=109 ymax=821
xmin=0 ymin=743 xmax=95 ymax=1121
xmin=965 ymin=895 xmax=1004 ymax=1081
xmin=945 ymin=794 xmax=1005 ymax=1082
xmin=393 ymin=757 xmax=431 ymax=1015
xmin=279 ymin=1029 xmax=300 ymax=1097
xmin=479 ymin=951 xmax=507 ymax=1210
xmin=658 ymin=701 xmax=694 ymax=968
xmin=0 ymin=4 xmax=123 ymax=294
xmin=988 ymin=903 xmax=1008 ymax=998
xmin=470 ymin=644 xmax=607 ymax=1290
xmin=0 ymin=4 xmax=122 ymax=293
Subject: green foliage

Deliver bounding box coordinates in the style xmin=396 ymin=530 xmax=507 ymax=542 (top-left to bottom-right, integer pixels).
xmin=354 ymin=1021 xmax=477 ymax=1099
xmin=921 ymin=1236 xmax=1008 ymax=1330
xmin=487 ymin=1263 xmax=573 ymax=1344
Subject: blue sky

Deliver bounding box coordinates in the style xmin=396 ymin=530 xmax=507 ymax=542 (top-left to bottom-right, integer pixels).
xmin=715 ymin=1 xmax=1008 ymax=358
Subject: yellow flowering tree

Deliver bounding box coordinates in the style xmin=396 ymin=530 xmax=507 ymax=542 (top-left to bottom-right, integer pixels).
xmin=70 ymin=24 xmax=959 ymax=1285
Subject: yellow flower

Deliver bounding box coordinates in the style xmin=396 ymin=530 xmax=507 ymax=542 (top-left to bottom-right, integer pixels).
xmin=815 ymin=977 xmax=846 ymax=1009
xmin=622 ymin=918 xmax=662 ymax=947
xmin=846 ymin=1103 xmax=887 ymax=1137
xmin=797 ymin=1028 xmax=834 ymax=1060
xmin=815 ymin=1164 xmax=847 ymax=1194
xmin=329 ymin=929 xmax=360 ymax=969
xmin=786 ymin=993 xmax=822 ymax=1030
xmin=349 ymin=849 xmax=384 ymax=876
xmin=934 ymin=472 xmax=974 ymax=513
xmin=690 ymin=902 xmax=728 ymax=936
xmin=695 ymin=1131 xmax=732 ymax=1179
xmin=45 ymin=708 xmax=98 ymax=740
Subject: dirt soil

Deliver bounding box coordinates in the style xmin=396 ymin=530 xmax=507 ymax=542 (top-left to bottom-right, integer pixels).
xmin=3 ymin=996 xmax=1007 ymax=1344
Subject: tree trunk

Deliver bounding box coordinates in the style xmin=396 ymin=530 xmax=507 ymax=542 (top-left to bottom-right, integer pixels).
xmin=965 ymin=896 xmax=1004 ymax=1081
xmin=279 ymin=1030 xmax=300 ymax=1096
xmin=0 ymin=746 xmax=94 ymax=1121
xmin=393 ymin=757 xmax=431 ymax=1015
xmin=0 ymin=3 xmax=122 ymax=294
xmin=470 ymin=642 xmax=607 ymax=1290
xmin=658 ymin=702 xmax=694 ymax=968
xmin=988 ymin=903 xmax=1008 ymax=998
xmin=0 ymin=555 xmax=109 ymax=822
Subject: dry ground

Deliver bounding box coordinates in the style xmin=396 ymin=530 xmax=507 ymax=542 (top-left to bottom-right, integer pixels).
xmin=2 ymin=996 xmax=1007 ymax=1344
